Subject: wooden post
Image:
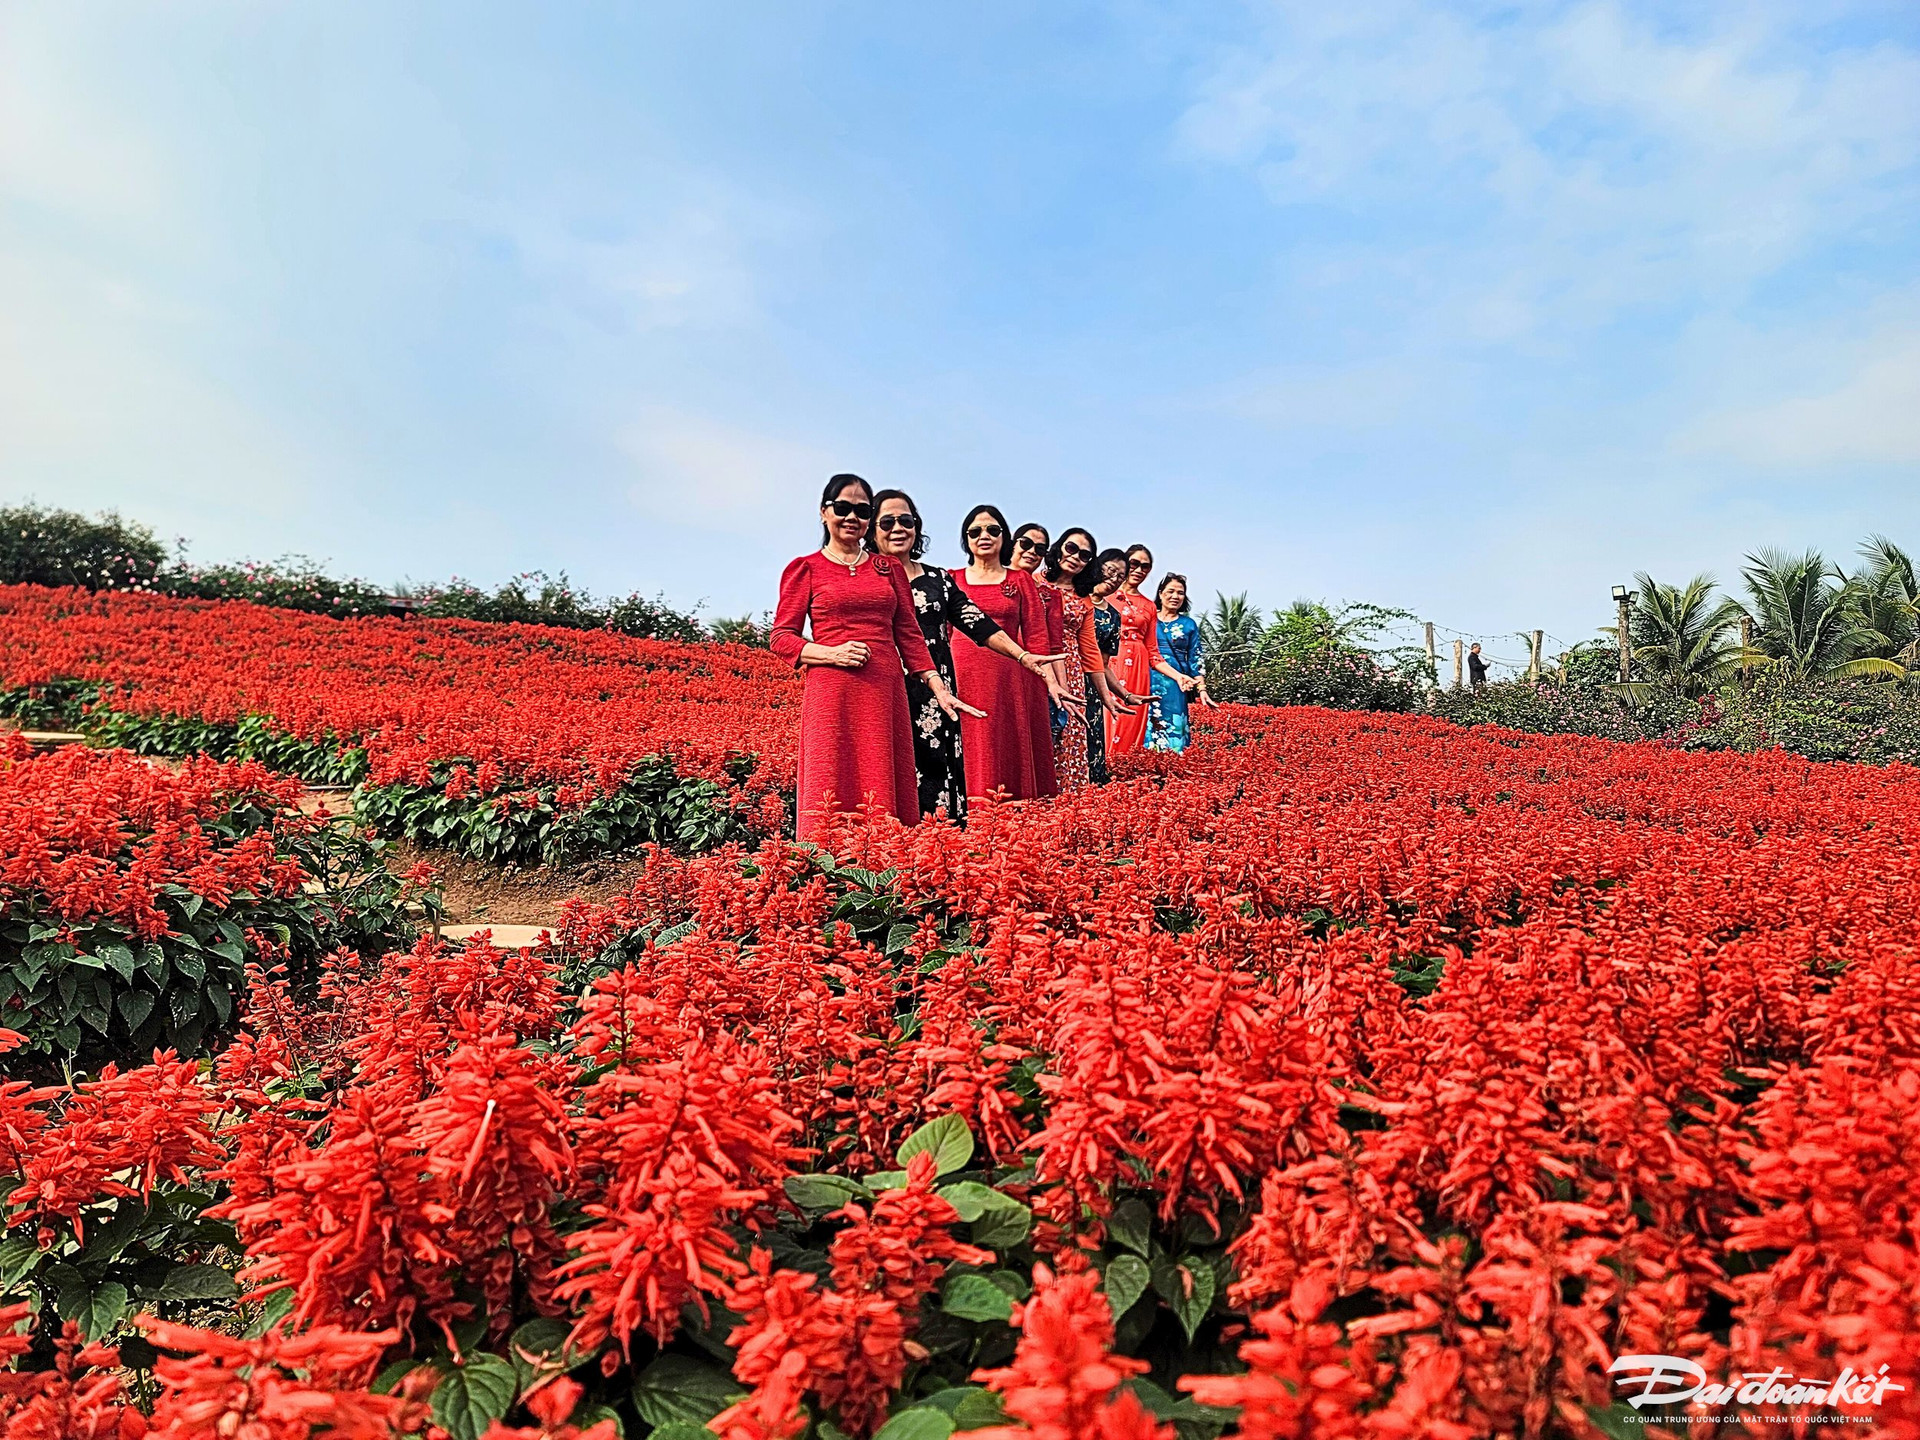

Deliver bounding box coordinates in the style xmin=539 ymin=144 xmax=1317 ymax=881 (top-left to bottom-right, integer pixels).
xmin=1529 ymin=629 xmax=1543 ymax=681
xmin=1424 ymin=622 xmax=1437 ymax=690
xmin=1452 ymin=639 xmax=1464 ymax=690
xmin=1616 ymin=596 xmax=1632 ymax=683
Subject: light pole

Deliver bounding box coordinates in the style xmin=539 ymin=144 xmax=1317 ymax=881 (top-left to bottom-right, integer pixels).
xmin=1612 ymin=584 xmax=1631 ymax=684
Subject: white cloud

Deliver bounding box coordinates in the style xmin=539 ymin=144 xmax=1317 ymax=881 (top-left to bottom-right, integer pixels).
xmin=1176 ymin=1 xmax=1920 ymax=343
xmin=1678 ymin=331 xmax=1920 ymax=466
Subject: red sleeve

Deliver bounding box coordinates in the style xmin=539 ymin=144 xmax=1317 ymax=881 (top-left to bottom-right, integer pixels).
xmin=769 ymin=555 xmax=813 ymax=669
xmin=888 ymin=562 xmax=937 ymax=675
xmin=1145 ymin=601 xmax=1166 ymax=662
xmin=1076 ymin=606 xmax=1102 ymax=673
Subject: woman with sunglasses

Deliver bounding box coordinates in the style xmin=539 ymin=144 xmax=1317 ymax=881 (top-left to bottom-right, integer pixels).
xmin=950 ymin=505 xmax=1073 ymax=801
xmin=1145 ymin=572 xmax=1214 ymax=752
xmin=868 ymin=489 xmax=1058 ymax=824
xmin=1009 ymin=522 xmax=1083 ymax=784
xmin=771 ymin=474 xmax=978 ymax=839
xmin=1087 ymin=549 xmax=1146 ymax=781
xmin=1034 ymin=527 xmax=1123 ymax=791
xmin=1106 ymin=543 xmax=1191 ymax=758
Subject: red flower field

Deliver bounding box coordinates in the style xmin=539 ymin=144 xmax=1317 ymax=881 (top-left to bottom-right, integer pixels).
xmin=2 ymin=585 xmax=1917 ymax=1440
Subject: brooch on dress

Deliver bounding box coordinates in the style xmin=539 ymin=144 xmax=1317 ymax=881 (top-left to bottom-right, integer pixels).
xmin=1000 ymin=581 xmax=1018 ymax=599
xmin=875 ymin=558 xmax=892 ymax=578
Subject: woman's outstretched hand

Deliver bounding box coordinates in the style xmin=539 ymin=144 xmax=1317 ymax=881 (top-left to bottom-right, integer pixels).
xmin=1048 ymin=678 xmax=1085 ymax=713
xmin=936 ymin=689 xmax=987 ymax=721
xmin=1101 ymin=689 xmax=1137 ymax=716
xmin=1018 ymin=650 xmax=1066 ymax=674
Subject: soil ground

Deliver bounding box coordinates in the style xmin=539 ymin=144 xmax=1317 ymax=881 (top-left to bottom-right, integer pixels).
xmin=382 ymin=838 xmax=646 ymax=927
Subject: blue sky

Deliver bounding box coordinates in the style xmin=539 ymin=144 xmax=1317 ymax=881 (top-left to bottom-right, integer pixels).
xmin=3 ymin=1 xmax=1917 ymax=665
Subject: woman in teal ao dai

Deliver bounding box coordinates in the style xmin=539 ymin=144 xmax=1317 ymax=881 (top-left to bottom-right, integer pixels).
xmin=1147 ymin=572 xmax=1213 ymax=751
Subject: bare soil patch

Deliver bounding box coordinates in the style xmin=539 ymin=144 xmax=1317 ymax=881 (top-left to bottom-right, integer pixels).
xmin=384 ymin=839 xmax=646 ymax=927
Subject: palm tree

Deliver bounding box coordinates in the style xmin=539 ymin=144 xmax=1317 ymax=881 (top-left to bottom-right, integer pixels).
xmin=1740 ymin=548 xmax=1904 ymax=682
xmin=1851 ymin=535 xmax=1919 ymax=671
xmin=1199 ymin=592 xmax=1265 ymax=685
xmin=1625 ymin=572 xmax=1744 ymax=697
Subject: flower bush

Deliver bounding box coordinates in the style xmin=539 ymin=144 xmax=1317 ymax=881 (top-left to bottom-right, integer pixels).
xmin=3 ymin=699 xmax=1917 ymax=1439
xmin=0 ymin=737 xmax=438 ymax=1070
xmin=0 ymin=585 xmax=797 ymax=863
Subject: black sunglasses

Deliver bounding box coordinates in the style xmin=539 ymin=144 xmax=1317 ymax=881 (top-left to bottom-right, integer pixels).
xmin=876 ymin=513 xmax=917 ymax=532
xmin=1060 ymin=541 xmax=1092 ymax=561
xmin=967 ymin=523 xmax=1004 ymax=539
xmin=1015 ymin=535 xmax=1045 ymax=553
xmin=828 ymin=499 xmax=873 ymax=520
xmin=1127 ymin=558 xmax=1152 ymax=570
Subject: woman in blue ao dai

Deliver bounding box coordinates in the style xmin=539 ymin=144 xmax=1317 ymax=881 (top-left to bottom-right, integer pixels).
xmin=1146 ymin=573 xmax=1213 ymax=751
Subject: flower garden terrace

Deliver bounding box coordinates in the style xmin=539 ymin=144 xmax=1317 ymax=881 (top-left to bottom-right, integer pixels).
xmin=4 ymin=604 xmax=1920 ymax=1436
xmin=0 ymin=584 xmax=802 ymax=862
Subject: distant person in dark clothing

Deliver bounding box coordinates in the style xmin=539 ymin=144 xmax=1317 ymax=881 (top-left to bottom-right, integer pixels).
xmin=1467 ymin=642 xmax=1488 ymax=689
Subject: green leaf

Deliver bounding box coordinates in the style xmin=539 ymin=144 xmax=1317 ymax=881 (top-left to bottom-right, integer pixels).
xmin=241 ymin=1286 xmax=295 ymax=1338
xmin=631 ymin=1354 xmax=744 ymax=1427
xmin=783 ymin=1174 xmax=875 ymax=1211
xmin=645 ymin=1425 xmax=715 ymax=1440
xmin=60 ymin=1278 xmax=131 ymax=1340
xmin=375 ymin=1359 xmax=432 ymax=1395
xmin=1102 ymin=1255 xmax=1151 ymax=1318
xmin=942 ymin=1274 xmax=1015 ymax=1323
xmin=1107 ymin=1199 xmax=1152 ymax=1257
xmin=99 ymin=944 xmax=137 ymax=982
xmin=145 ymin=1263 xmax=240 ymax=1302
xmin=934 ymin=1181 xmax=1000 ymax=1222
xmin=864 ymin=1169 xmax=908 ymax=1191
xmin=429 ymin=1354 xmax=519 ymax=1440
xmin=1150 ymin=1258 xmax=1217 ymax=1342
xmin=0 ymin=1234 xmax=41 ymax=1288
xmin=951 ymin=1390 xmax=1005 ymax=1429
xmin=883 ymin=922 xmax=918 ymax=955
xmin=872 ymin=1409 xmax=954 ymax=1440
xmin=896 ymin=1114 xmax=974 ymax=1177
xmin=971 ymin=1193 xmax=1033 ymax=1250
xmin=117 ymin=987 xmax=157 ymax=1033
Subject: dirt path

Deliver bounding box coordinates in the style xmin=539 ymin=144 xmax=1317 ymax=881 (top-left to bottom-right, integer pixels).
xmin=382 ymin=839 xmax=647 ymax=927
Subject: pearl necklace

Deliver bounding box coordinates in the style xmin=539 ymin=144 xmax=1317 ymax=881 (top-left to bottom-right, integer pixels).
xmin=823 ymin=546 xmax=865 ymax=576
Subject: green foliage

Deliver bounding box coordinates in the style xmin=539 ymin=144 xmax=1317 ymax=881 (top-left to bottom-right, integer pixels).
xmin=0 ymin=503 xmax=166 ymax=591
xmin=355 ymin=756 xmax=748 ymax=868
xmin=159 ymin=555 xmax=391 ymax=618
xmin=0 ymin=1186 xmax=244 ymax=1345
xmin=1740 ymin=547 xmax=1903 ymax=682
xmin=0 ymin=794 xmax=436 ymax=1073
xmin=1625 ymin=571 xmax=1743 ymax=697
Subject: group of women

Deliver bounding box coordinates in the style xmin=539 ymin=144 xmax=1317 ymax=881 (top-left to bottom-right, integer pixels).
xmin=770 ymin=473 xmax=1214 ymax=838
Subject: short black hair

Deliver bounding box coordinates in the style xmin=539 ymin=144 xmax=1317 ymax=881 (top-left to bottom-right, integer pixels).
xmin=865 ymin=488 xmax=926 ymax=559
xmin=1046 ymin=527 xmax=1100 ymax=594
xmin=1155 ymin=572 xmax=1191 ymax=615
xmin=960 ymin=503 xmax=1014 ymax=565
xmin=819 ymin=474 xmax=873 ymax=546
xmin=1092 ymin=547 xmax=1130 ymax=592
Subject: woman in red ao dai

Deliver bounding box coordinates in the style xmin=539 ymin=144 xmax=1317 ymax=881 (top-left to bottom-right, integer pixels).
xmin=949 ymin=505 xmax=1075 ymax=801
xmin=770 ymin=475 xmax=980 ymax=839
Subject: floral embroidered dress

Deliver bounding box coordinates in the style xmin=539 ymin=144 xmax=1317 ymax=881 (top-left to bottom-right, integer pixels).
xmin=1036 ymin=578 xmax=1102 ymax=791
xmin=1088 ymin=600 xmax=1121 ymax=784
xmin=770 ymin=551 xmax=937 ymax=839
xmin=1148 ymin=613 xmax=1204 ymax=753
xmin=904 ymin=565 xmax=1004 ymax=824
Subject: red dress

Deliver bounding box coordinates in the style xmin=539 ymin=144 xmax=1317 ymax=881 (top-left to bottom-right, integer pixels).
xmin=771 ymin=551 xmax=938 ymax=840
xmin=950 ymin=568 xmax=1059 ymax=801
xmin=1106 ymin=590 xmax=1162 ymax=758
